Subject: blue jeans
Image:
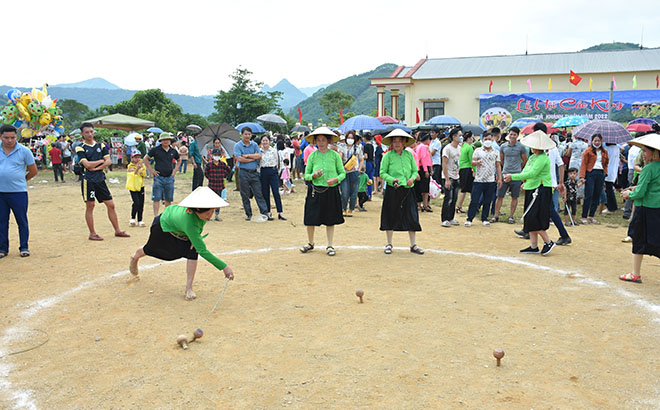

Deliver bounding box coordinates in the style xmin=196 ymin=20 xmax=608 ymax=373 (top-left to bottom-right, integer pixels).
xmin=0 ymin=192 xmax=29 ymax=252
xmin=341 ymin=172 xmax=359 ymax=211
xmin=179 ymin=159 xmax=188 ymax=174
xmin=151 ymin=175 xmax=175 ymax=202
xmin=549 ymin=192 xmax=570 ymax=238
xmin=365 ymin=161 xmax=375 ymax=197
xmin=468 ymin=182 xmax=497 ymax=222
xmin=260 ymin=167 xmax=283 ymax=213
xmin=552 ymin=188 xmax=559 ymax=212
xmin=582 ymin=169 xmax=605 ymax=218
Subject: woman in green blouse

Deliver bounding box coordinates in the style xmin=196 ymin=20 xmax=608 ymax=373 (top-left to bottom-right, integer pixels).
xmin=503 ymin=130 xmax=556 ymax=256
xmin=379 ymin=129 xmax=424 ymax=255
xmin=620 ymin=134 xmax=660 ymax=283
xmin=301 ymin=127 xmax=346 ymax=256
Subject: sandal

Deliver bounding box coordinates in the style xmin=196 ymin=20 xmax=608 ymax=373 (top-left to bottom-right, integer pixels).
xmin=490 ymin=217 xmax=499 ymax=223
xmin=581 ymin=218 xmax=589 ymax=225
xmin=384 ymin=244 xmax=393 ymax=255
xmin=508 ymin=216 xmax=515 ymax=224
xmin=410 ymin=244 xmax=424 ymax=255
xmin=326 ymin=246 xmax=336 ymax=256
xmin=88 ymin=233 xmax=104 ymax=241
xmin=299 ymin=243 xmax=314 ymax=253
xmin=424 ymin=206 xmax=433 ymax=213
xmin=456 ymin=207 xmax=465 ymax=213
xmin=115 ymin=231 xmax=131 ymax=238
xmin=619 ymin=272 xmax=642 ymax=283
xmin=19 ymin=250 xmax=30 ymax=257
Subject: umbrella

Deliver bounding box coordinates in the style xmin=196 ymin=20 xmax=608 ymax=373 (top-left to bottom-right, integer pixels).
xmin=372 ymin=123 xmax=412 ymax=135
xmin=626 ymin=123 xmax=652 ymax=133
xmin=552 ymin=116 xmax=589 ymax=128
xmin=124 ymin=133 xmax=140 ymax=147
xmin=376 ymin=115 xmax=399 ymax=125
xmin=256 ymin=113 xmax=287 ymax=126
xmin=146 ymin=126 xmax=163 ymax=133
xmin=236 ymin=122 xmax=266 ymax=133
xmin=196 ymin=124 xmax=242 ymax=157
xmin=291 ymin=124 xmax=311 ymax=133
xmin=509 ymin=117 xmax=541 ymax=129
xmin=573 ymin=120 xmax=632 ymax=144
xmin=70 ymin=128 xmax=81 ymax=135
xmin=520 ymin=122 xmax=559 ymax=135
xmin=628 ymin=118 xmax=658 ymax=126
xmin=339 ymin=115 xmax=384 ymax=132
xmin=426 ymin=115 xmax=461 ymax=126
xmin=186 ymin=124 xmax=202 ymax=133
xmin=460 ymin=123 xmax=485 ymax=136
xmin=84 ymin=113 xmax=155 ymax=131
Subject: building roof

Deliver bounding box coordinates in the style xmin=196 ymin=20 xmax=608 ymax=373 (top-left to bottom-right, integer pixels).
xmin=411 ymin=48 xmax=660 ymax=79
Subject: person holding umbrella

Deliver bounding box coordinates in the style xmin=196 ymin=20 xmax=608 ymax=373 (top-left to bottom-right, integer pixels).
xmin=504 ymin=130 xmax=556 ymax=256
xmin=579 ymin=134 xmax=609 ymax=224
xmin=619 ymin=134 xmax=660 ymax=283
xmin=300 ymin=127 xmax=346 ymax=256
xmin=379 ymin=129 xmax=424 ymax=255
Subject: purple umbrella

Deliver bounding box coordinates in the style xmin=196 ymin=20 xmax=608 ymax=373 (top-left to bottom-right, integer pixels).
xmin=572 ymin=120 xmax=632 ymax=144
xmin=628 ymin=118 xmax=658 ymax=126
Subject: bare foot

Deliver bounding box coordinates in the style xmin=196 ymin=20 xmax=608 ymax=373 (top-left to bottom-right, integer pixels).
xmin=129 ymin=255 xmax=139 ymax=277
xmin=185 ymin=289 xmax=197 ymax=301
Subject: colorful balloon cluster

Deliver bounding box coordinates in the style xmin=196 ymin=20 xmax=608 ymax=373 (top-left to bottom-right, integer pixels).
xmin=1 ymin=84 xmax=64 ymax=138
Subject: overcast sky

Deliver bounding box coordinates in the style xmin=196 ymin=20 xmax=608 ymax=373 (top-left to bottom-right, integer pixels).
xmin=4 ymin=0 xmax=659 ymax=96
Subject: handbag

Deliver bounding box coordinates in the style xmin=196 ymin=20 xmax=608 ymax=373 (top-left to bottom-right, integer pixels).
xmin=429 ymin=179 xmax=442 ymax=199
xmin=344 ymin=154 xmax=357 ymax=171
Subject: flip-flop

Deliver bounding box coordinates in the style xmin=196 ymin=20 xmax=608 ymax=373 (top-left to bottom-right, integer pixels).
xmin=619 ymin=272 xmax=642 ymax=283
xmin=88 ymin=234 xmax=104 ymax=241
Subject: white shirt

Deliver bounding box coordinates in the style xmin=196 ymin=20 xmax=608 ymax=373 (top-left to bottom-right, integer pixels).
xmin=594 ymin=150 xmax=603 ymax=170
xmin=429 ymin=138 xmax=442 ymax=165
xmin=260 ymin=146 xmax=279 ymax=168
xmin=547 ymin=147 xmax=564 ymax=188
xmin=627 ymin=145 xmax=641 ymax=165
xmin=605 ymin=144 xmax=620 ymax=183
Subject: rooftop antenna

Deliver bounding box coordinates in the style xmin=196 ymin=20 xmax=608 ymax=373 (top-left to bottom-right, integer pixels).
xmin=640 ymin=26 xmax=644 ymax=49
xmin=525 ymin=34 xmax=528 ymax=55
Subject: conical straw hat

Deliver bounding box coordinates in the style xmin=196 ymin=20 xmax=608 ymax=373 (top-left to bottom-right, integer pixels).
xmin=520 ymin=130 xmax=556 ymax=151
xmin=304 ymin=127 xmax=340 ymax=144
xmin=179 ymin=186 xmax=229 ymax=208
xmin=628 ymin=133 xmax=660 ymax=151
xmin=381 ymin=128 xmax=415 ymax=147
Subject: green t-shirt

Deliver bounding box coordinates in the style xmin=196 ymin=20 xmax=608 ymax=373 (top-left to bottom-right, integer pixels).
xmin=459 ymin=143 xmax=475 ymax=171
xmin=511 ymin=152 xmax=552 ymax=190
xmin=304 ymin=149 xmax=346 ymax=187
xmin=358 ymin=172 xmax=369 ymax=192
xmin=380 ymin=149 xmax=418 ymax=188
xmin=629 ymin=160 xmax=660 ymax=208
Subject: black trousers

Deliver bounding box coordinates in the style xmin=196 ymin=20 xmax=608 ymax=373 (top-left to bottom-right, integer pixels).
xmin=192 ymin=165 xmax=204 ymax=191
xmin=358 ymin=192 xmax=369 ymax=208
xmin=53 ymin=163 xmax=64 ymax=181
xmin=604 ymin=181 xmax=618 ymax=211
xmin=130 ymin=188 xmax=145 ymax=221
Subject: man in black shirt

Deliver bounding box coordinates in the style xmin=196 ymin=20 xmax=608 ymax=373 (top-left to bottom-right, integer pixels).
xmin=75 ymin=122 xmax=130 ymax=241
xmin=362 ymin=133 xmax=375 ymax=198
xmin=144 ymin=132 xmax=180 ymax=216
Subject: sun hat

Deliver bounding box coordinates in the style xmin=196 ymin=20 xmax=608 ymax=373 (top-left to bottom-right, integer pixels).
xmin=628 ymin=133 xmax=660 ymax=151
xmin=304 ymin=127 xmax=340 ymax=144
xmin=519 ymin=130 xmax=556 ymax=151
xmin=159 ymin=132 xmax=174 ymax=141
xmin=148 ymin=133 xmax=154 ymax=137
xmin=179 ymin=186 xmax=229 ymax=209
xmin=381 ymin=128 xmax=415 ymax=147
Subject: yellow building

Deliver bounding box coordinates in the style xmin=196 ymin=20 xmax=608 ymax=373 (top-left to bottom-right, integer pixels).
xmin=370 ymin=48 xmax=660 ymax=127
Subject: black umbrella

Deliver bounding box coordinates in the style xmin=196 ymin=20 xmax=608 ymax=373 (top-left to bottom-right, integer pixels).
xmin=291 ymin=124 xmax=311 ymax=133
xmin=196 ymin=124 xmax=241 ymax=157
xmin=460 ymin=123 xmax=485 ymax=136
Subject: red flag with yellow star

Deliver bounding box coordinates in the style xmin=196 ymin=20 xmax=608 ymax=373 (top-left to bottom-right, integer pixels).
xmin=569 ymin=70 xmax=582 ymax=86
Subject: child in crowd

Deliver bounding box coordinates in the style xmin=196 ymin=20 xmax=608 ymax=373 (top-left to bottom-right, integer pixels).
xmin=126 ymin=150 xmax=147 ymax=227
xmin=564 ymin=167 xmax=580 ymax=226
xmin=281 ymin=158 xmax=293 ymax=194
xmin=204 ymin=148 xmax=231 ymax=221
xmin=357 ymin=168 xmax=372 ymax=211
xmin=49 ymin=143 xmax=64 ymax=182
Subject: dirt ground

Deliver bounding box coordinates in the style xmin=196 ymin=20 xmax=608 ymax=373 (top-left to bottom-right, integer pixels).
xmin=1 ymin=171 xmax=660 ymax=409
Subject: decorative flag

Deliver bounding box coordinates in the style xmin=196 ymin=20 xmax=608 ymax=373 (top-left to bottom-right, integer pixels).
xmin=489 ymin=80 xmax=493 ymax=93
xmin=527 ymin=79 xmax=532 ymax=91
xmin=569 ymin=70 xmax=582 ymax=86
xmin=508 ymin=79 xmax=511 ymax=92
xmin=589 ymin=77 xmax=593 ymax=91
xmin=656 ymin=75 xmax=659 ymax=88
xmin=298 ymin=107 xmax=302 ymax=122
xmin=548 ymin=78 xmax=552 ymax=91
xmin=633 ymin=75 xmax=637 ymax=89
xmin=415 ymin=108 xmax=420 ymax=124
xmin=613 ymin=76 xmax=617 ymax=90
xmin=340 ymin=109 xmax=344 ymax=124
xmin=384 ymin=107 xmax=387 ymax=116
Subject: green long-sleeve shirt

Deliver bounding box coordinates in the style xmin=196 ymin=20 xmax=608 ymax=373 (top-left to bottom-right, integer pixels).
xmin=511 ymin=152 xmax=552 ymax=190
xmin=629 ymin=160 xmax=660 ymax=208
xmin=459 ymin=143 xmax=476 ymax=171
xmin=380 ymin=149 xmax=418 ymax=188
xmin=304 ymin=149 xmax=346 ymax=187
xmin=159 ymin=205 xmax=227 ymax=270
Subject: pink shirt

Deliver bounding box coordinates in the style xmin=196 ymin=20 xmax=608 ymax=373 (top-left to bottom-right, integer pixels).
xmin=415 ymin=143 xmax=432 ymax=172
xmin=280 ymin=167 xmax=290 ymax=182
xmin=303 ymin=145 xmax=316 ymax=164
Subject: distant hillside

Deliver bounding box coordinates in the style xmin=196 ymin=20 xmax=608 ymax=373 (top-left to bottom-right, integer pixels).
xmin=290 ymin=64 xmax=405 ymax=123
xmin=262 ymin=79 xmax=308 ymax=111
xmin=56 ymin=77 xmax=121 ymax=90
xmin=300 ymin=84 xmax=329 ymax=97
xmin=580 ymin=42 xmax=640 ymax=52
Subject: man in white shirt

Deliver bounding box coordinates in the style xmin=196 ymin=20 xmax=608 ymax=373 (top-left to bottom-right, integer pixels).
xmin=603 ymin=143 xmax=620 ymax=212
xmin=429 ymin=129 xmax=443 ymax=183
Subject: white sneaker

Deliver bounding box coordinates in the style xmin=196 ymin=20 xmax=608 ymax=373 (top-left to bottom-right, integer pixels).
xmin=252 ymin=215 xmax=268 ymax=223
xmin=464 ymin=221 xmax=472 ymax=227
xmin=442 ymin=220 xmax=451 ymax=227
xmin=138 ymin=221 xmax=146 ymax=227
xmin=129 ymin=219 xmax=136 ymax=227
xmin=450 ymin=220 xmax=460 ymax=226
xmin=482 ymin=220 xmax=491 ymax=227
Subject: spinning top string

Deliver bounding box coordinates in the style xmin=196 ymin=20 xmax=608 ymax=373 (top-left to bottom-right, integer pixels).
xmin=199 ymin=277 xmax=231 ymax=327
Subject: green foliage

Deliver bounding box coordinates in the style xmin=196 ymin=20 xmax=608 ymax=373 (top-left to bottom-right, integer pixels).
xmin=328 ymin=111 xmax=356 ymax=127
xmin=580 ymin=42 xmax=640 ymax=52
xmin=319 ymin=90 xmax=355 ymax=115
xmin=59 ymin=99 xmax=93 ymax=129
xmin=210 ymin=67 xmax=283 ymax=126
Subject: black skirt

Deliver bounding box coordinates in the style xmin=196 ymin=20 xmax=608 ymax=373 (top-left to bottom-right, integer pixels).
xmin=380 ymin=185 xmax=422 ymax=232
xmin=415 ymin=166 xmax=430 ymax=201
xmin=303 ymin=184 xmax=345 ymax=226
xmin=143 ymin=215 xmax=199 ymax=261
xmin=630 ymin=206 xmax=660 ymax=258
xmin=522 ymin=186 xmax=552 ymax=232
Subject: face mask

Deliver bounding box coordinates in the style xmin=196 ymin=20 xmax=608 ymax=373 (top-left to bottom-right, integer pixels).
xmin=458 ymin=137 xmax=464 ymax=143
xmin=213 ymin=156 xmax=221 ymax=161
xmin=346 ymin=138 xmax=354 ymax=145
xmin=483 ymin=140 xmax=493 ymax=148
xmin=592 ymin=143 xmax=601 ymax=149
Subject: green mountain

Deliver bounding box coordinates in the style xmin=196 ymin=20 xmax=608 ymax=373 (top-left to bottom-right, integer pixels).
xmin=290 ymin=64 xmax=405 ymax=124
xmin=580 ymin=42 xmax=640 ymax=52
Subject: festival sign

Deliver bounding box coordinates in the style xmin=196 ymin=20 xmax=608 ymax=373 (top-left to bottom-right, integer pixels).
xmin=479 ymin=90 xmax=660 ymax=129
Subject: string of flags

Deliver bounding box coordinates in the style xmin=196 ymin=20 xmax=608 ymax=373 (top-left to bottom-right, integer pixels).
xmin=488 ymin=71 xmax=660 ymax=92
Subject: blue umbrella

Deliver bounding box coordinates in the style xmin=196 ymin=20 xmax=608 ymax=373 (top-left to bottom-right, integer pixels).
xmin=339 ymin=115 xmax=384 ymax=132
xmin=629 ymin=118 xmax=658 ymax=126
xmin=509 ymin=117 xmax=541 ymax=129
xmin=146 ymin=127 xmax=163 ymax=133
xmin=236 ymin=122 xmax=267 ymax=133
xmin=552 ymin=116 xmax=589 ymax=128
xmin=426 ymin=115 xmax=461 ymax=126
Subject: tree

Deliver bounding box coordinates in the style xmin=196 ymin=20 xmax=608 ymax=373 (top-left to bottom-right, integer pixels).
xmin=96 ymin=89 xmax=184 ymax=132
xmin=210 ymin=67 xmax=282 ymax=126
xmin=319 ymin=90 xmax=355 ymax=116
xmin=59 ymin=99 xmax=93 ymax=129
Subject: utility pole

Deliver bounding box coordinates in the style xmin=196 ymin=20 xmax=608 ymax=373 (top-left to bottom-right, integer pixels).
xmin=608 ymin=80 xmax=614 ymax=120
